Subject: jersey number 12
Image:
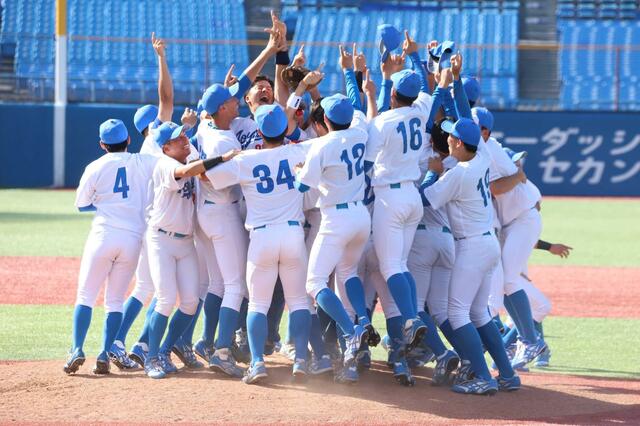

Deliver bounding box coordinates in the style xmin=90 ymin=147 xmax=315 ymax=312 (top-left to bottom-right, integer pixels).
xmin=113 ymin=167 xmax=129 ymax=199
xmin=340 ymin=143 xmax=365 ymax=180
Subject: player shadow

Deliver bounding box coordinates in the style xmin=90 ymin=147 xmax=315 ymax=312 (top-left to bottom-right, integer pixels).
xmin=0 ymin=212 xmax=86 ymax=222
xmin=536 ymin=365 xmax=640 ymax=379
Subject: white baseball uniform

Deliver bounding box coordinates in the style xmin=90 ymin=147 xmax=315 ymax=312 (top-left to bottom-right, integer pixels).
xmin=423 ymin=147 xmax=499 ymax=330
xmin=297 ymin=110 xmax=371 ymax=300
xmin=75 ymin=151 xmax=157 ymax=312
xmin=232 ymin=116 xmax=308 ymax=151
xmin=206 ymin=143 xmax=311 ymax=316
xmin=146 ymin=155 xmax=200 ymax=317
xmin=366 ymin=92 xmax=432 ymax=281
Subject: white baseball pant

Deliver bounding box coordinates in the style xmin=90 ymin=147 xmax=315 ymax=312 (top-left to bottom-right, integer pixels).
xmin=246 ymin=223 xmax=309 ymax=315
xmin=372 ymin=183 xmax=423 ymax=280
xmin=500 ymin=208 xmax=542 ymax=295
xmin=408 ymin=225 xmax=455 ymax=326
xmin=488 ymin=256 xmax=505 ymax=318
xmin=146 ymin=229 xmax=199 ymax=317
xmin=194 ymin=222 xmax=224 ymax=300
xmin=357 ymin=236 xmax=401 ymax=320
xmin=519 ymin=270 xmax=552 ymax=322
xmin=75 ymin=226 xmax=141 ymax=312
xmin=448 ymin=233 xmax=501 ymax=330
xmin=130 ymin=234 xmax=155 ymax=304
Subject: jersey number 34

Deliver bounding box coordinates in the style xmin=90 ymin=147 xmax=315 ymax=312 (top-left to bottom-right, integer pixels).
xmin=253 ymin=160 xmax=294 ymax=194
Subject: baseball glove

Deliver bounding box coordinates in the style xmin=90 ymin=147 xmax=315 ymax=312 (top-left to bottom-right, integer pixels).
xmin=281 ymin=65 xmax=316 ymax=92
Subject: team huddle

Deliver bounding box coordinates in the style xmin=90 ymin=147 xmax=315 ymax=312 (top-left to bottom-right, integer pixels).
xmin=63 ymin=13 xmax=572 ymax=396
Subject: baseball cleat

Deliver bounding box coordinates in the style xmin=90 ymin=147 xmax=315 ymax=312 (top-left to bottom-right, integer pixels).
xmin=451 ymin=377 xmax=498 ymax=395
xmin=109 ymin=340 xmax=137 ymax=370
xmin=497 ymin=374 xmax=521 ymax=391
xmin=63 ymin=348 xmax=85 ymax=375
xmin=193 ymin=339 xmax=215 ymax=363
xmin=292 ymin=358 xmax=308 ymax=379
xmin=453 ymin=359 xmax=474 ymax=385
xmin=234 ymin=330 xmax=251 ymax=361
xmin=159 ymin=352 xmax=178 ymax=374
xmin=511 ymin=339 xmax=548 ymax=370
xmin=345 ymin=324 xmax=369 ymax=361
xmin=404 ymin=318 xmax=428 ymax=353
xmin=172 ymin=341 xmax=204 ymax=370
xmin=145 ymin=357 xmax=167 ymax=379
xmin=279 ymin=342 xmax=296 ymax=361
xmin=309 ymin=354 xmax=333 ymax=375
xmin=264 ymin=339 xmax=282 ymax=356
xmin=393 ymin=357 xmax=415 ymax=387
xmin=93 ymin=351 xmax=110 ymax=375
xmin=128 ymin=342 xmax=148 ymax=367
xmin=407 ymin=344 xmax=435 ymax=368
xmin=534 ymin=346 xmax=551 ymax=367
xmin=356 ymin=349 xmax=371 ymax=372
xmin=381 ymin=335 xmax=391 ymax=353
xmin=243 ymin=361 xmax=268 ymax=385
xmin=364 ymin=323 xmax=381 ymax=347
xmin=432 ymin=350 xmax=460 ymax=386
xmin=335 ymin=358 xmax=359 ymax=384
xmin=505 ymin=342 xmax=517 ymax=363
xmin=210 ymin=348 xmax=245 ymax=378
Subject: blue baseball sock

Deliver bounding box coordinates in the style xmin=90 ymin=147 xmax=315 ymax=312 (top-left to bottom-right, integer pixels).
xmin=317 ymin=306 xmax=338 ymax=350
xmin=147 ymin=310 xmax=169 ymax=359
xmin=366 ymin=307 xmax=373 ymax=321
xmin=439 ymin=320 xmax=465 ymax=359
xmin=247 ymin=311 xmax=267 ymax=365
xmin=502 ymin=325 xmax=519 ymax=347
xmin=115 ymin=296 xmax=143 ymax=344
xmin=387 ymin=273 xmax=416 ymax=320
xmin=452 ymin=322 xmax=491 ymax=381
xmin=202 ymin=292 xmax=222 ymax=345
xmin=137 ymin=297 xmax=156 ymax=345
xmin=216 ymin=307 xmax=239 ymax=349
xmin=238 ymin=298 xmax=248 ymax=331
xmin=386 ymin=315 xmax=404 ymax=363
xmin=345 ymin=277 xmax=369 ymax=324
xmin=178 ymin=299 xmax=203 ymax=347
xmin=160 ymin=309 xmax=194 ymax=354
xmin=403 ymin=272 xmax=418 ymax=314
xmin=418 ymin=311 xmax=447 ymax=357
xmin=492 ymin=314 xmax=506 ymax=335
xmin=477 ymin=321 xmax=515 ymax=378
xmin=504 ymin=290 xmax=538 ymax=343
xmin=534 ymin=320 xmax=544 ymax=340
xmin=267 ymin=279 xmax=285 ymax=344
xmin=290 ymin=309 xmax=311 ymax=361
xmin=101 ymin=311 xmax=123 ymax=354
xmin=71 ymin=304 xmax=92 ymax=351
xmin=315 ymin=288 xmax=355 ymax=336
xmin=309 ymin=313 xmax=327 ymax=359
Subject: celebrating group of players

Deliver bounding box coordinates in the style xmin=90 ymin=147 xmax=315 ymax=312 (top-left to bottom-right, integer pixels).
xmin=63 ymin=12 xmax=572 ymax=395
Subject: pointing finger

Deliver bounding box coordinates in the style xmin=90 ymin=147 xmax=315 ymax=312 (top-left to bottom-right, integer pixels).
xmin=352 ymin=42 xmax=357 ymax=57
xmin=339 ymin=44 xmax=345 ymax=57
xmin=298 ymin=43 xmax=305 ymax=55
xmin=404 ymin=30 xmax=411 ymax=42
xmin=317 ymin=62 xmax=325 ymax=72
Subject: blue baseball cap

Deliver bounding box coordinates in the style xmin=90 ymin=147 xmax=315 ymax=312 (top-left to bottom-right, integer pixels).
xmin=391 ymin=69 xmax=421 ymax=99
xmin=133 ymin=104 xmax=158 ymax=134
xmin=202 ymin=83 xmax=241 ymax=115
xmin=196 ymin=99 xmax=204 ymax=116
xmin=428 ymin=40 xmax=456 ymax=70
xmin=99 ymin=119 xmax=129 ymax=145
xmin=462 ymin=77 xmax=480 ymax=103
xmin=471 ymin=107 xmax=494 ymax=131
xmin=378 ymin=24 xmax=402 ymax=63
xmin=440 ymin=118 xmax=481 ymax=147
xmin=153 ymin=122 xmax=185 ymax=147
xmin=255 ymin=104 xmax=288 ymax=138
xmin=320 ymin=94 xmax=354 ymax=126
xmin=503 ymin=147 xmax=527 ymax=163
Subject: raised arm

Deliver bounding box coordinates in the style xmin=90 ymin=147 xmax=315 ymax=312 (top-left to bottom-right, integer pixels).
xmin=378 ymin=54 xmax=404 ymax=112
xmin=450 ymin=53 xmax=471 ymax=119
xmin=363 ymin=68 xmax=378 ymax=120
xmin=339 ymin=44 xmax=363 ymax=112
xmin=153 ymin=33 xmax=173 ymax=123
xmin=270 ymin=11 xmax=292 ymax=107
xmin=232 ymin=26 xmax=281 ymax=99
xmin=403 ymin=31 xmax=429 ymax=94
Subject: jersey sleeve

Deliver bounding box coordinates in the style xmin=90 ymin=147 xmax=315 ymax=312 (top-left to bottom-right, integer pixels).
xmin=488 ymin=141 xmax=518 ymax=182
xmin=297 ymin=143 xmax=323 ymax=189
xmin=75 ymin=165 xmax=97 ymax=209
xmin=364 ymin=118 xmax=385 ymax=163
xmin=139 ymin=154 xmax=160 ymax=180
xmin=423 ymin=166 xmax=463 ymax=210
xmin=351 ymin=110 xmax=369 ymax=133
xmin=156 ymin=158 xmax=182 ymax=191
xmin=207 ymin=156 xmax=241 ymax=190
xmin=413 ymin=91 xmax=433 ymax=118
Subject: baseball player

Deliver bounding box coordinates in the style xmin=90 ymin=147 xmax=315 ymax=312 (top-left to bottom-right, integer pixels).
xmin=193 ymin=29 xmax=283 ymax=378
xmin=63 ymin=119 xmax=157 ymax=375
xmin=420 ymin=117 xmax=520 ymax=395
xmin=365 ymin=35 xmax=432 ymax=353
xmin=471 ymin=106 xmax=548 ymax=369
xmin=142 ymin=122 xmax=238 ymax=379
xmin=204 ymin=104 xmax=312 ymax=384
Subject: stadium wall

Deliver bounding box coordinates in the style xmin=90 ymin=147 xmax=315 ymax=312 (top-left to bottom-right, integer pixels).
xmin=0 ymin=103 xmax=639 ymax=196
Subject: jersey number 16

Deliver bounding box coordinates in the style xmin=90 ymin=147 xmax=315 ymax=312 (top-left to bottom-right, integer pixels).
xmin=396 ymin=118 xmax=423 ymax=154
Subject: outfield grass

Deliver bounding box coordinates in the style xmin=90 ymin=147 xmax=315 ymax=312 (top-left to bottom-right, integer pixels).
xmin=1 ymin=190 xmax=638 ymax=266
xmin=1 ymin=305 xmax=638 ymax=379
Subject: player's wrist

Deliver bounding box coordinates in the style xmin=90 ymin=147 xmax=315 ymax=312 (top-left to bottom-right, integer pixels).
xmin=203 ymin=156 xmax=224 ymax=171
xmin=287 ymin=93 xmax=303 ymax=109
xmin=275 ymin=50 xmax=291 ymax=66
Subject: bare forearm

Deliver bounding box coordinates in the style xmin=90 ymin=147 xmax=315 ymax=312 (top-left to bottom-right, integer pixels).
xmin=243 ymin=46 xmax=275 ymax=83
xmin=275 ymin=64 xmax=289 ymax=107
xmin=157 ymin=56 xmax=173 ymax=122
xmin=490 ymin=172 xmax=522 ymax=195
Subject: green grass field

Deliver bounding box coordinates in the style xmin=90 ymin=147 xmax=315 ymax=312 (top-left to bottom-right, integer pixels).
xmin=1 ymin=189 xmax=639 ymax=379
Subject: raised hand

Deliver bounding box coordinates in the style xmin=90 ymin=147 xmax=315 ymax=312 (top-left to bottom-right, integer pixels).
xmin=302 ymin=63 xmax=325 ymax=87
xmin=381 ymin=53 xmax=405 ymax=79
xmin=269 ymin=10 xmax=288 ymax=52
xmin=151 ymin=32 xmax=165 ymax=58
xmin=181 ymin=107 xmax=197 ymax=129
xmin=362 ymin=67 xmax=376 ymax=97
xmin=439 ymin=68 xmax=453 ymax=88
xmin=402 ymin=30 xmax=418 ymax=55
xmin=451 ymin=52 xmax=463 ymax=80
xmin=264 ymin=28 xmax=282 ymax=55
xmin=353 ymin=43 xmax=366 ymax=72
xmin=339 ymin=44 xmax=354 ymax=70
xmin=224 ymin=64 xmax=238 ymax=88
xmin=292 ymin=44 xmax=306 ymax=67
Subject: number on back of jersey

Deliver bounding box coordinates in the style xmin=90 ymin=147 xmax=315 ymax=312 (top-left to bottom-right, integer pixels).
xmin=339 ymin=143 xmax=365 ymax=180
xmin=253 ymin=160 xmax=294 ymax=194
xmin=396 ymin=118 xmax=423 ymax=154
xmin=477 ymin=168 xmax=490 ymax=206
xmin=113 ymin=167 xmax=130 ymax=199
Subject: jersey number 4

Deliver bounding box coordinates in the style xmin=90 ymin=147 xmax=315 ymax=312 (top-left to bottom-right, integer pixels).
xmin=253 ymin=160 xmax=294 ymax=194
xmin=113 ymin=167 xmax=129 ymax=199
xmin=477 ymin=169 xmax=490 ymax=206
xmin=340 ymin=143 xmax=365 ymax=180
xmin=396 ymin=118 xmax=423 ymax=154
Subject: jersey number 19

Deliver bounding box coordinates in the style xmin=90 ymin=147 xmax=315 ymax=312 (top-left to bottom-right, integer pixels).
xmin=477 ymin=169 xmax=490 ymax=206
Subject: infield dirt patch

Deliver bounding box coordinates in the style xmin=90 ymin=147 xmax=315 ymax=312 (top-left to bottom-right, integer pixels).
xmin=2 ymin=257 xmax=639 ymax=318
xmin=0 ymin=357 xmax=638 ymax=424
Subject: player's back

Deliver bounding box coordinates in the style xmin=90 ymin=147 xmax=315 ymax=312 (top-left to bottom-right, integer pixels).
xmin=366 ymin=93 xmax=431 ymax=187
xmin=75 ymin=152 xmax=157 ymax=236
xmin=217 ymin=144 xmax=308 ymax=230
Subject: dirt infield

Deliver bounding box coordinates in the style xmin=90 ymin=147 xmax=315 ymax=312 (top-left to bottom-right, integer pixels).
xmin=0 ymin=357 xmax=638 ymax=424
xmin=2 ymin=256 xmax=639 ymax=318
